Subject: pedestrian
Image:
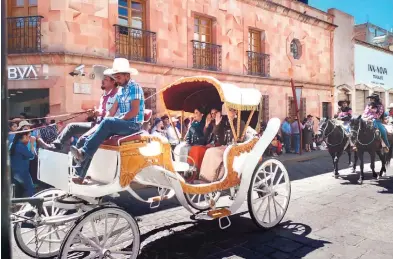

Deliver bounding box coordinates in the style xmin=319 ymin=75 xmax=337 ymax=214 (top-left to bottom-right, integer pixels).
xmin=291 ymin=116 xmax=304 ymax=154
xmin=281 ymin=117 xmax=291 ymax=154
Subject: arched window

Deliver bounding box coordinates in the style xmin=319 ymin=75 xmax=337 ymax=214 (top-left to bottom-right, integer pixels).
xmin=290 ymin=39 xmax=302 ymax=60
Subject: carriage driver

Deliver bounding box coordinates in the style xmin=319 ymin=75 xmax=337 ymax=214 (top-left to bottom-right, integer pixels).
xmin=362 ymin=93 xmax=389 ymax=153
xmin=336 ymin=100 xmax=352 ymax=133
xmin=70 ymin=58 xmax=145 ymax=184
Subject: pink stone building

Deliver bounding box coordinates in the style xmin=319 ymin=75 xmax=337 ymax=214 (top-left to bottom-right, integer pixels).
xmin=7 ymin=0 xmax=336 ymax=124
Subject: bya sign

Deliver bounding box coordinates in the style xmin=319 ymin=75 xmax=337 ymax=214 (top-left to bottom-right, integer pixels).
xmin=8 ymin=64 xmax=48 ymax=80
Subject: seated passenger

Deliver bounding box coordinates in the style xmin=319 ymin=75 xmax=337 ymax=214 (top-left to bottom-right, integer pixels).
xmin=70 ymin=58 xmax=144 ymax=184
xmin=199 ymin=106 xmax=246 ymax=182
xmin=183 ymin=107 xmax=210 ymax=170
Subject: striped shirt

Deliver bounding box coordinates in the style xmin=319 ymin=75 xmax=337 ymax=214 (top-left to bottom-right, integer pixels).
xmin=116 ymin=80 xmax=145 ymax=123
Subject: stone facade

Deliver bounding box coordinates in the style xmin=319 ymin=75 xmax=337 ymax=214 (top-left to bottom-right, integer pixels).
xmin=8 ymin=0 xmax=335 ymax=124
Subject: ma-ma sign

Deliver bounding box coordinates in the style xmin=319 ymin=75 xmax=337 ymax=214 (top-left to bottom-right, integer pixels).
xmin=8 ymin=65 xmax=48 ymax=80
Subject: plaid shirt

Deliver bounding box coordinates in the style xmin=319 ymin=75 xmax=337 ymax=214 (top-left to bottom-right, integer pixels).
xmin=39 ymin=125 xmax=57 ymax=143
xmin=116 ymin=79 xmax=144 ymax=123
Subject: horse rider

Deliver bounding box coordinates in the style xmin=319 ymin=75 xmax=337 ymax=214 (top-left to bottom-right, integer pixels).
xmin=362 ymin=93 xmax=389 ymax=153
xmin=384 ymin=103 xmax=393 ymax=124
xmin=336 ymin=100 xmax=352 ymax=133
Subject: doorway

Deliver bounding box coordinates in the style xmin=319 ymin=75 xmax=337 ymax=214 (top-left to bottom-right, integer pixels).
xmin=8 ymin=89 xmax=49 ymax=118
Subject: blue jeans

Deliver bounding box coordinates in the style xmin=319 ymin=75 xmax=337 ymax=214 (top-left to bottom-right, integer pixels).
xmin=283 ymin=134 xmax=291 ymax=153
xmin=374 ymin=120 xmax=390 ymax=148
xmin=13 ymin=170 xmax=35 ymax=197
xmin=293 ymin=133 xmax=300 ymax=153
xmin=76 ymin=117 xmax=141 ymax=177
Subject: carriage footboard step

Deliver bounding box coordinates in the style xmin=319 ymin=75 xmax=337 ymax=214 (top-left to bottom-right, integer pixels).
xmin=148 ymin=195 xmax=169 ymax=208
xmin=207 ymin=208 xmax=231 ymax=219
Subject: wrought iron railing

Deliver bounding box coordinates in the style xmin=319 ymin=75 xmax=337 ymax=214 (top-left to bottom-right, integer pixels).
xmin=7 ymin=16 xmax=43 ymax=54
xmin=114 ymin=25 xmax=157 ymax=63
xmin=191 ymin=40 xmax=222 ymax=71
xmin=246 ymin=51 xmax=270 ymax=77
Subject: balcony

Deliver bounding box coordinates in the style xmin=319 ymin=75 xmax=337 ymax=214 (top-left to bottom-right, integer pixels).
xmin=246 ymin=51 xmax=270 ymax=77
xmin=191 ymin=40 xmax=222 ymax=71
xmin=114 ymin=25 xmax=157 ymax=63
xmin=7 ymin=16 xmax=43 ymax=54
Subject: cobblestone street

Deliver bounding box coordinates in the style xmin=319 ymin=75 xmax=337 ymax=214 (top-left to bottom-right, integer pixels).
xmin=12 ymin=153 xmax=393 ymax=259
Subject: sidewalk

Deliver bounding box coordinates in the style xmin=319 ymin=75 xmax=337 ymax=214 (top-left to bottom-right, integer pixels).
xmin=272 ymin=149 xmax=329 ymax=163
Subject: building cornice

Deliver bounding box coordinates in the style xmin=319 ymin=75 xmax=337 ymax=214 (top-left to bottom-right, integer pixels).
xmin=7 ymin=52 xmax=333 ymax=90
xmin=355 ymin=39 xmax=393 ymax=55
xmin=238 ymin=0 xmax=337 ymax=31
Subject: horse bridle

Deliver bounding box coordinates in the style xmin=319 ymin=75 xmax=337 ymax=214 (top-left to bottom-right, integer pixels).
xmin=352 ymin=119 xmax=376 ymax=146
xmin=320 ymin=119 xmax=345 ymax=147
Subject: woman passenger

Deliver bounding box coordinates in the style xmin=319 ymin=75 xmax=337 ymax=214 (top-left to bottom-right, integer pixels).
xmin=199 ymin=106 xmax=246 ymax=182
xmin=185 ymin=107 xmax=210 ymax=170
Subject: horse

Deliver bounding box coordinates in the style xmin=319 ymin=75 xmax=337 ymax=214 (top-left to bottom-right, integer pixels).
xmin=349 ymin=115 xmax=393 ymax=184
xmin=316 ymin=117 xmax=356 ymax=178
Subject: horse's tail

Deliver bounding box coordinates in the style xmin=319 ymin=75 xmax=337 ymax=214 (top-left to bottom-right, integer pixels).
xmin=386 ymin=147 xmax=393 ymax=166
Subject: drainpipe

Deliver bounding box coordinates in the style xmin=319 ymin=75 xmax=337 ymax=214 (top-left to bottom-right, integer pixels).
xmin=1 ymin=0 xmax=12 ymax=256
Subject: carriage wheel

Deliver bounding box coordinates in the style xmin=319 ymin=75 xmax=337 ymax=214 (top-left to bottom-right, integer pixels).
xmin=248 ymin=159 xmax=291 ymax=229
xmin=59 ymin=206 xmax=140 ymax=259
xmin=14 ymin=188 xmax=76 ymax=258
xmin=185 ymin=191 xmax=222 ymax=211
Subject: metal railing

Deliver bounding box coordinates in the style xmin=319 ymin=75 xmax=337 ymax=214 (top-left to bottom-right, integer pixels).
xmin=114 ymin=25 xmax=157 ymax=63
xmin=191 ymin=40 xmax=222 ymax=71
xmin=7 ymin=16 xmax=43 ymax=54
xmin=246 ymin=51 xmax=270 ymax=77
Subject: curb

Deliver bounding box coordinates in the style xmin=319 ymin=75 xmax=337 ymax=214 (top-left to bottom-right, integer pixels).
xmin=275 ymin=150 xmax=329 ymax=163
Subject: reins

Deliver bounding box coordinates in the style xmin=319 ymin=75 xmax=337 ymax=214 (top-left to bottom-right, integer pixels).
xmin=8 ymin=111 xmax=89 ymax=135
xmin=353 ymin=119 xmax=376 ymax=146
xmin=321 ymin=119 xmax=345 ymax=147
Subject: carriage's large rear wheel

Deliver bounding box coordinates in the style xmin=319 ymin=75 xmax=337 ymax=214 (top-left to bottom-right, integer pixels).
xmin=248 ymin=159 xmax=291 ymax=229
xmin=14 ymin=188 xmax=76 ymax=258
xmin=59 ymin=206 xmax=140 ymax=259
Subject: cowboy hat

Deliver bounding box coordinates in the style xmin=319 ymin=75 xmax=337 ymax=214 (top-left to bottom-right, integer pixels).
xmin=367 ymin=93 xmax=380 ymax=99
xmin=103 ymin=58 xmax=138 ymax=76
xmin=388 ymin=103 xmax=393 ymax=109
xmin=338 ymin=100 xmax=350 ymax=106
xmin=18 ymin=120 xmax=32 ymax=130
xmin=171 ymin=117 xmax=179 ymax=122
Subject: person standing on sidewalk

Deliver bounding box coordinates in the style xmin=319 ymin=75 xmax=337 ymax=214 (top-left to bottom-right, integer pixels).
xmin=291 ymin=117 xmax=304 ymax=154
xmin=281 ymin=117 xmax=292 ymax=154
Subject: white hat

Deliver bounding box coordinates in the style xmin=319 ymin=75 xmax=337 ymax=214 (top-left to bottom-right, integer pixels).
xmin=388 ymin=103 xmax=393 ymax=109
xmin=18 ymin=120 xmax=32 ymax=130
xmin=171 ymin=117 xmax=179 ymax=122
xmin=103 ymin=58 xmax=138 ymax=76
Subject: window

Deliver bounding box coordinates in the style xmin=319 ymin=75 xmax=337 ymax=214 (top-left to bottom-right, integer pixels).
xmin=116 ymin=0 xmax=156 ymax=63
xmin=192 ymin=15 xmax=221 ymax=71
xmin=290 ymin=39 xmax=302 ymax=60
xmin=8 ymin=0 xmax=37 ymax=17
xmin=194 ymin=16 xmax=212 ymax=43
xmin=118 ymin=0 xmax=145 ymax=29
xmin=248 ymin=29 xmax=261 ymax=53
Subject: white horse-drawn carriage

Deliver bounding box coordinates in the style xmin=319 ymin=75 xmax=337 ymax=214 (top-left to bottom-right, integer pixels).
xmin=11 ymin=76 xmax=291 ymax=258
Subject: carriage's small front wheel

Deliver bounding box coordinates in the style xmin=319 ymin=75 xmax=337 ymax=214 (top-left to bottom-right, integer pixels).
xmin=59 ymin=206 xmax=140 ymax=259
xmin=185 ymin=191 xmax=222 ymax=211
xmin=248 ymin=159 xmax=291 ymax=229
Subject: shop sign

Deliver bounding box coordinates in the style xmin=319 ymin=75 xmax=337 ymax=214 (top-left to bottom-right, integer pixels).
xmin=8 ymin=64 xmax=49 ymax=80
xmin=355 ymin=44 xmax=393 ymax=88
xmin=73 ymin=83 xmax=92 ymax=95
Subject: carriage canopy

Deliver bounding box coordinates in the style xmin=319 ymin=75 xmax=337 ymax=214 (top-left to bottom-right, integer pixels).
xmin=160 ymin=76 xmax=262 ymax=113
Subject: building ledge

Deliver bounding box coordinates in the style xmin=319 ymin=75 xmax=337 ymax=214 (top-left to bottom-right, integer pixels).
xmin=239 ymin=0 xmax=337 ymax=31
xmin=7 ymin=52 xmax=332 ymax=90
xmin=355 ymin=39 xmax=393 ymax=55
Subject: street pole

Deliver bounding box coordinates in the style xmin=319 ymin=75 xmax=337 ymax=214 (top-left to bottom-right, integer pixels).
xmin=1 ymin=0 xmax=12 ymax=257
xmin=290 ymin=79 xmax=302 ymax=155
